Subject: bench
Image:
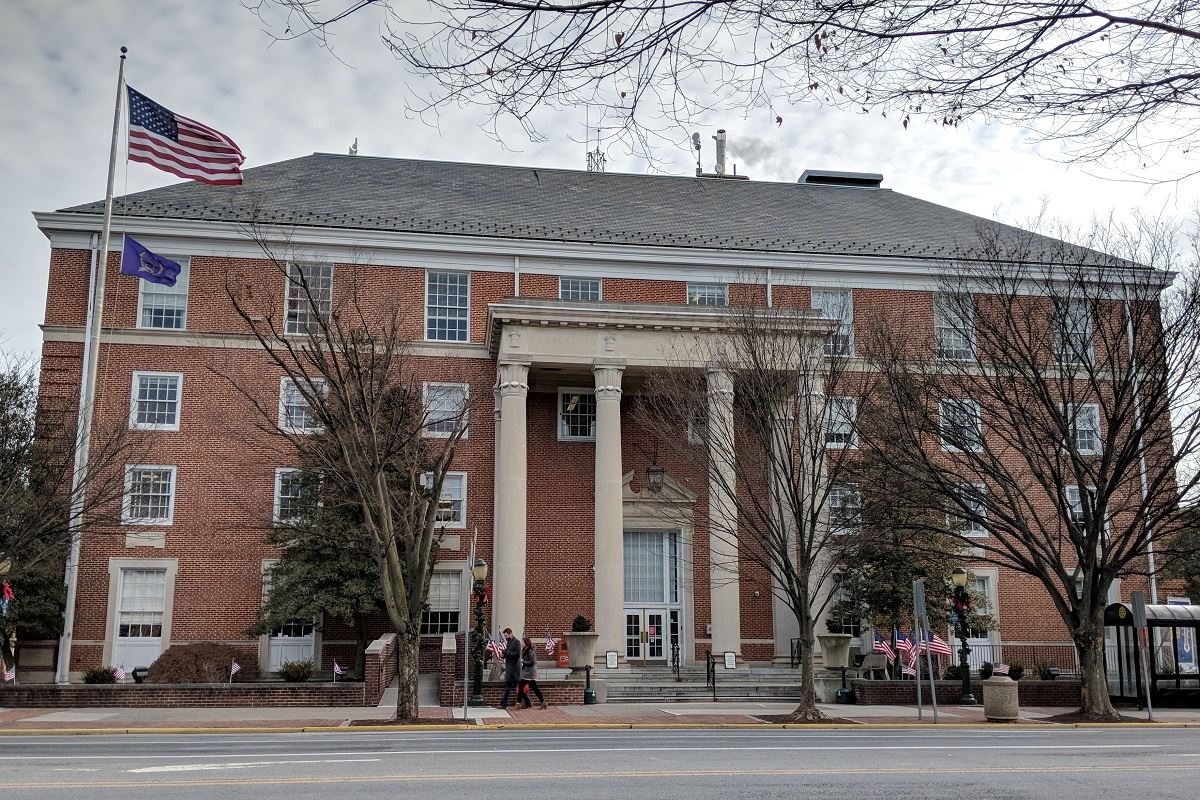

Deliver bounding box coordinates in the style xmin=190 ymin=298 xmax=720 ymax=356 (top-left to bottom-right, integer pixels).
xmin=858 ymin=653 xmax=890 ymax=680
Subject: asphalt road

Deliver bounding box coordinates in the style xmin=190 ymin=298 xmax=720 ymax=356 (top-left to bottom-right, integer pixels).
xmin=5 ymin=727 xmax=1200 ymax=799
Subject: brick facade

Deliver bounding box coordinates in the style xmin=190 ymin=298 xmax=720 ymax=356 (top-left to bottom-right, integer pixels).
xmin=851 ymin=679 xmax=1083 ymax=707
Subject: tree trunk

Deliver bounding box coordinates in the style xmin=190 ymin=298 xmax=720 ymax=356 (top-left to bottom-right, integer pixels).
xmin=1075 ymin=617 xmax=1120 ymax=719
xmin=394 ymin=630 xmax=421 ymax=721
xmin=787 ymin=614 xmax=825 ymax=721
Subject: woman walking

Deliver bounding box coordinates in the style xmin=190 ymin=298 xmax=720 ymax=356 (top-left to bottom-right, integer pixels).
xmin=519 ymin=635 xmax=548 ymax=709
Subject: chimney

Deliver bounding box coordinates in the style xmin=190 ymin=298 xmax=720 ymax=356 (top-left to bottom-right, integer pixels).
xmin=712 ymin=129 xmax=727 ymax=176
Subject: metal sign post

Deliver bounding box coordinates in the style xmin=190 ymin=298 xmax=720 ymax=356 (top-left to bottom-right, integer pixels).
xmin=913 ymin=579 xmax=938 ymax=723
xmin=1132 ymin=591 xmax=1154 ymax=722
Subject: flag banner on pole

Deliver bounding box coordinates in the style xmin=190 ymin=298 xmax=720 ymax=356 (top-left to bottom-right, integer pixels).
xmin=993 ymin=663 xmax=1010 ymax=675
xmin=545 ymin=632 xmax=558 ymax=655
xmin=113 ymin=664 xmax=126 ymax=681
xmin=333 ymin=661 xmax=345 ymax=676
xmin=486 ymin=635 xmax=504 ymax=660
xmin=3 ymin=660 xmax=15 ymax=682
xmin=230 ymin=659 xmax=241 ymax=677
xmin=126 ymin=85 xmax=245 ymax=185
xmin=873 ymin=632 xmax=895 ymax=664
xmin=120 ymin=236 xmax=181 ymax=286
xmin=919 ymin=630 xmax=954 ymax=657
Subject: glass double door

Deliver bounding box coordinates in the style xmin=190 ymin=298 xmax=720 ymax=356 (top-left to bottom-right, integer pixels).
xmin=626 ymin=608 xmax=668 ymax=662
xmin=623 ymin=529 xmax=683 ymax=664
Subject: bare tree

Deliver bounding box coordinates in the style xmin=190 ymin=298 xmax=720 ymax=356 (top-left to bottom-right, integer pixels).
xmin=223 ymin=232 xmax=468 ymax=720
xmin=636 ymin=302 xmax=864 ymax=720
xmin=861 ymin=216 xmax=1200 ymax=718
xmin=249 ymin=0 xmax=1200 ymax=173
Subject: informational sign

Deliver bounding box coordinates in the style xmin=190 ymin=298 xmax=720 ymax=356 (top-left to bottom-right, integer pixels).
xmin=1169 ymin=597 xmax=1197 ymax=675
xmin=1132 ymin=591 xmax=1148 ymax=629
xmin=912 ymin=579 xmax=929 ymax=627
xmin=724 ymin=651 xmax=737 ymax=670
xmin=605 ymin=650 xmax=619 ymax=669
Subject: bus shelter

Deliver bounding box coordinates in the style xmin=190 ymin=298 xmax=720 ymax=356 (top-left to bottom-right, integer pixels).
xmin=1104 ymin=602 xmax=1200 ymax=706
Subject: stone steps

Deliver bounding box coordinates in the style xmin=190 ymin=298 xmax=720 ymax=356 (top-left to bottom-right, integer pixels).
xmin=605 ymin=682 xmax=804 ymax=703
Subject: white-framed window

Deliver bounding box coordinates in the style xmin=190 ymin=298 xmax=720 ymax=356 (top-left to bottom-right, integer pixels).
xmin=687 ymin=406 xmax=708 ymax=445
xmin=426 ymin=270 xmax=470 ymax=341
xmin=123 ymin=465 xmax=176 ymax=525
xmin=422 ymin=472 xmax=467 ymax=529
xmin=130 ymin=372 xmax=182 ymax=431
xmin=1067 ymin=403 xmax=1102 ymax=456
xmin=812 ymin=288 xmax=854 ymax=356
xmin=1054 ymin=298 xmax=1094 ymax=365
xmin=939 ymin=399 xmax=983 ymax=452
xmin=278 ymin=377 xmax=325 ymax=434
xmin=284 ymin=262 xmax=333 ymax=336
xmin=829 ymin=482 xmax=861 ymax=534
xmin=560 ymin=277 xmax=602 ymax=301
xmin=558 ymin=388 xmax=597 ymax=441
xmin=423 ymin=383 xmax=469 ymax=438
xmin=949 ymin=482 xmax=988 ymax=537
xmin=137 ymin=257 xmax=190 ymax=330
xmin=687 ymin=282 xmax=729 ymax=307
xmin=421 ymin=571 xmax=463 ymax=635
xmin=1066 ymin=484 xmax=1108 ymax=538
xmin=825 ymin=396 xmax=858 ymax=449
xmin=274 ymin=468 xmax=306 ymax=523
xmin=829 ymin=576 xmax=864 ymax=637
xmin=966 ymin=576 xmax=993 ymax=639
xmin=117 ymin=568 xmax=166 ymax=638
xmin=933 ymin=292 xmax=976 ymax=361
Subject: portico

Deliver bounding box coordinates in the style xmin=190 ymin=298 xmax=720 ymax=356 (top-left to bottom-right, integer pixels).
xmin=485 ymin=298 xmax=833 ymax=665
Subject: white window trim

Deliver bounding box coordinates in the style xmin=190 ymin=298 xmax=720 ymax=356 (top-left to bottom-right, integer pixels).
xmin=824 ymin=396 xmax=858 ymax=449
xmin=933 ymin=292 xmax=976 ymax=361
xmin=829 ymin=482 xmax=862 ymax=534
xmin=135 ymin=255 xmax=190 ymax=331
xmin=273 ymin=467 xmax=304 ymax=523
xmin=129 ymin=371 xmax=183 ymax=432
xmin=812 ymin=287 xmax=855 ymax=356
xmin=422 ymin=567 xmax=468 ymax=634
xmin=939 ymin=399 xmax=983 ymax=452
xmin=559 ymin=276 xmax=603 ymax=301
xmin=687 ymin=407 xmax=708 ymax=445
xmin=122 ymin=465 xmax=176 ymax=526
xmin=1067 ymin=402 xmax=1103 ymax=456
xmin=1067 ymin=484 xmax=1109 ymax=538
xmin=686 ymin=282 xmax=729 ymax=307
xmin=283 ymin=262 xmax=335 ymax=337
xmin=102 ymin=557 xmax=178 ymax=671
xmin=1055 ymin=299 xmax=1095 ymax=365
xmin=423 ymin=471 xmax=468 ymax=530
xmin=422 ymin=382 xmax=470 ymax=439
xmin=424 ymin=269 xmax=471 ymax=343
xmin=278 ymin=376 xmax=326 ymax=435
xmin=949 ymin=482 xmax=988 ymax=538
xmin=557 ymin=386 xmax=598 ymax=442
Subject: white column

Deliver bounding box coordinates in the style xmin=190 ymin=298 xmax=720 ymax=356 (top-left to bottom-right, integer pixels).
xmin=707 ymin=367 xmax=742 ymax=658
xmin=770 ymin=392 xmax=802 ymax=662
xmin=493 ymin=361 xmax=529 ymax=634
xmin=593 ymin=362 xmax=625 ymax=660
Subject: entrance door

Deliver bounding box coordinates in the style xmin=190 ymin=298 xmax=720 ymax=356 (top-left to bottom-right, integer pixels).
xmin=268 ymin=619 xmax=316 ymax=671
xmin=624 ymin=529 xmax=683 ymax=664
xmin=112 ymin=568 xmax=166 ymax=670
xmin=625 ymin=608 xmax=669 ymax=663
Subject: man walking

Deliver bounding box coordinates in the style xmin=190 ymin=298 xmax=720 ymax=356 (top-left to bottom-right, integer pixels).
xmin=498 ymin=628 xmax=522 ymax=710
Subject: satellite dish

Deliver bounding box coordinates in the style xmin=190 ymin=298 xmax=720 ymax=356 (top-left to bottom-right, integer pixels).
xmin=691 ymin=132 xmax=702 ymax=151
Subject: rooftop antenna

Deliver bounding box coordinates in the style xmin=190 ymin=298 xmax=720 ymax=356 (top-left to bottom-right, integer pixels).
xmin=587 ymin=127 xmax=606 ymax=172
xmin=348 ymin=137 xmax=358 ymax=156
xmin=691 ymin=132 xmax=702 ymax=176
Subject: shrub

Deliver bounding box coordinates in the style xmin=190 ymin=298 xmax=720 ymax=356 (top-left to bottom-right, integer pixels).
xmin=1035 ymin=661 xmax=1058 ymax=680
xmin=1008 ymin=662 xmax=1026 ymax=681
xmin=147 ymin=643 xmax=259 ymax=683
xmin=82 ymin=666 xmax=117 ymax=684
xmin=980 ymin=662 xmax=995 ymax=680
xmin=942 ymin=664 xmax=962 ymax=680
xmin=571 ymin=615 xmax=592 ymax=633
xmin=277 ymin=659 xmax=313 ymax=682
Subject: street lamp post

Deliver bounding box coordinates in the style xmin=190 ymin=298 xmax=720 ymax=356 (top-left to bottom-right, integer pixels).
xmin=469 ymin=558 xmax=489 ymax=707
xmin=951 ymin=567 xmax=977 ymax=705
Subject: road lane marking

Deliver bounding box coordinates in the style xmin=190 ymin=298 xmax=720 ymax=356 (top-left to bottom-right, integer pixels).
xmin=128 ymin=758 xmax=380 ymax=773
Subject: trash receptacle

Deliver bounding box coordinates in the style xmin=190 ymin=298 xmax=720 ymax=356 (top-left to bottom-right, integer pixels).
xmin=982 ymin=675 xmax=1019 ymax=721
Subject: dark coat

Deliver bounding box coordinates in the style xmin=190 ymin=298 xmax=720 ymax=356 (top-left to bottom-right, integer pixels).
xmin=503 ymin=637 xmax=521 ymax=684
xmin=520 ymin=645 xmax=538 ymax=681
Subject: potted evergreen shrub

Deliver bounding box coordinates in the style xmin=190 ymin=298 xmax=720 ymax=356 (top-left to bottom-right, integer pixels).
xmin=564 ymin=615 xmax=599 ymax=672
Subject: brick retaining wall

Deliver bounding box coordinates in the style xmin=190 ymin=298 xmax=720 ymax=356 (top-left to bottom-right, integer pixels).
xmin=852 ymin=679 xmax=1082 ymax=706
xmin=437 ymin=632 xmax=582 ymax=706
xmin=0 ymin=683 xmax=367 ymax=708
xmin=363 ymin=633 xmax=398 ymax=706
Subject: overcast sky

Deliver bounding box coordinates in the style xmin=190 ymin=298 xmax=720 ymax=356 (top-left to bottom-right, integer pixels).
xmin=3 ymin=0 xmax=1197 ymax=359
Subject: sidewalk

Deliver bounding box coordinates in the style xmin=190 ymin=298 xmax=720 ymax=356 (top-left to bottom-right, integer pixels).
xmin=2 ymin=700 xmax=1195 ymax=732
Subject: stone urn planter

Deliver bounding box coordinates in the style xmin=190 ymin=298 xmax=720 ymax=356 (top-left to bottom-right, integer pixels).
xmin=564 ymin=632 xmax=599 ymax=672
xmin=817 ymin=633 xmax=854 ymax=670
xmin=982 ymin=675 xmax=1019 ymax=721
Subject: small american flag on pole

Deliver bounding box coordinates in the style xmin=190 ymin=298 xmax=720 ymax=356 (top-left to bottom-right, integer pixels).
xmin=333 ymin=661 xmax=345 ymax=676
xmin=919 ymin=630 xmax=954 ymax=657
xmin=545 ymin=632 xmax=559 ymax=655
xmin=993 ymin=663 xmax=1010 ymax=676
xmin=3 ymin=660 xmax=14 ymax=682
xmin=229 ymin=659 xmax=241 ymax=680
xmin=113 ymin=665 xmax=126 ymax=681
xmin=873 ymin=632 xmax=895 ymax=664
xmin=486 ymin=635 xmax=504 ymax=660
xmin=126 ymin=86 xmax=245 ymax=186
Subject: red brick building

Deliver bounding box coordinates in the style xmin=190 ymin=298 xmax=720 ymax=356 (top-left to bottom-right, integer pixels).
xmin=26 ymin=155 xmax=1165 ymax=684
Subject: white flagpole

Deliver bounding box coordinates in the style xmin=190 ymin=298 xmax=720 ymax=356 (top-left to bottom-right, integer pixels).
xmin=55 ymin=46 xmax=127 ymax=685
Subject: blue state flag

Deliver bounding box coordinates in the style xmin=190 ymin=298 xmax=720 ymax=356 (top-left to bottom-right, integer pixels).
xmin=120 ymin=236 xmax=181 ymax=286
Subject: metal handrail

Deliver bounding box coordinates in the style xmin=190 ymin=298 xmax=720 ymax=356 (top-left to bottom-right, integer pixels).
xmin=705 ymin=650 xmax=716 ymax=701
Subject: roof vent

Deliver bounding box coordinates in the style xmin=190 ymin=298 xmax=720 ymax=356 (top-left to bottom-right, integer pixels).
xmin=798 ymin=169 xmax=883 ymax=188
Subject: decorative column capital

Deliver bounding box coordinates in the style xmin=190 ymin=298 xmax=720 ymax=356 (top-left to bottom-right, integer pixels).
xmin=496 ymin=362 xmax=530 ymax=397
xmin=592 ymin=363 xmax=625 ymax=399
xmin=706 ymin=366 xmax=734 ymax=398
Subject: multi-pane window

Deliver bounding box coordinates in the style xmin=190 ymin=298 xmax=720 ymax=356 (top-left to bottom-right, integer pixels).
xmin=949 ymin=483 xmax=988 ymax=537
xmin=124 ymin=466 xmax=175 ymax=524
xmin=423 ymin=472 xmax=467 ymax=529
xmin=825 ymin=396 xmax=858 ymax=449
xmin=967 ymin=576 xmax=992 ymax=639
xmin=1067 ymin=403 xmax=1102 ymax=455
xmin=939 ymin=399 xmax=983 ymax=451
xmin=423 ymin=383 xmax=468 ymax=438
xmin=933 ymin=292 xmax=976 ymax=361
xmin=138 ymin=258 xmax=189 ymax=329
xmin=272 ymin=619 xmax=314 ymax=638
xmin=426 ymin=270 xmax=469 ymax=341
xmin=687 ymin=407 xmax=708 ymax=445
xmin=131 ymin=372 xmax=181 ymax=431
xmin=421 ymin=571 xmax=463 ymax=634
xmin=559 ymin=389 xmax=597 ymax=441
xmin=560 ymin=277 xmax=602 ymax=301
xmin=278 ymin=378 xmax=325 ymax=434
xmin=285 ymin=263 xmax=333 ymax=335
xmin=117 ymin=569 xmax=166 ymax=638
xmin=1054 ymin=298 xmax=1094 ymax=365
xmin=812 ymin=288 xmax=854 ymax=356
xmin=829 ymin=578 xmax=864 ymax=637
xmin=274 ymin=468 xmax=305 ymax=523
xmin=1066 ymin=484 xmax=1107 ymax=538
xmin=686 ymin=282 xmax=729 ymax=307
xmin=829 ymin=482 xmax=861 ymax=534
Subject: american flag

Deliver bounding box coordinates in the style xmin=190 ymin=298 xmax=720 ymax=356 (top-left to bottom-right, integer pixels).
xmin=486 ymin=635 xmax=504 ymax=660
xmin=873 ymin=632 xmax=895 ymax=664
xmin=333 ymin=661 xmax=345 ymax=676
xmin=126 ymin=86 xmax=245 ymax=186
xmin=3 ymin=660 xmax=14 ymax=682
xmin=230 ymin=659 xmax=241 ymax=677
xmin=919 ymin=630 xmax=954 ymax=657
xmin=545 ymin=633 xmax=559 ymax=655
xmin=993 ymin=663 xmax=1010 ymax=675
xmin=113 ymin=665 xmax=126 ymax=681
xmin=894 ymin=630 xmax=916 ymax=661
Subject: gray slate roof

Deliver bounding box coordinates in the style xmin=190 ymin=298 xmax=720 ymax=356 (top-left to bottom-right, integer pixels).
xmin=59 ymin=153 xmax=1090 ymax=262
